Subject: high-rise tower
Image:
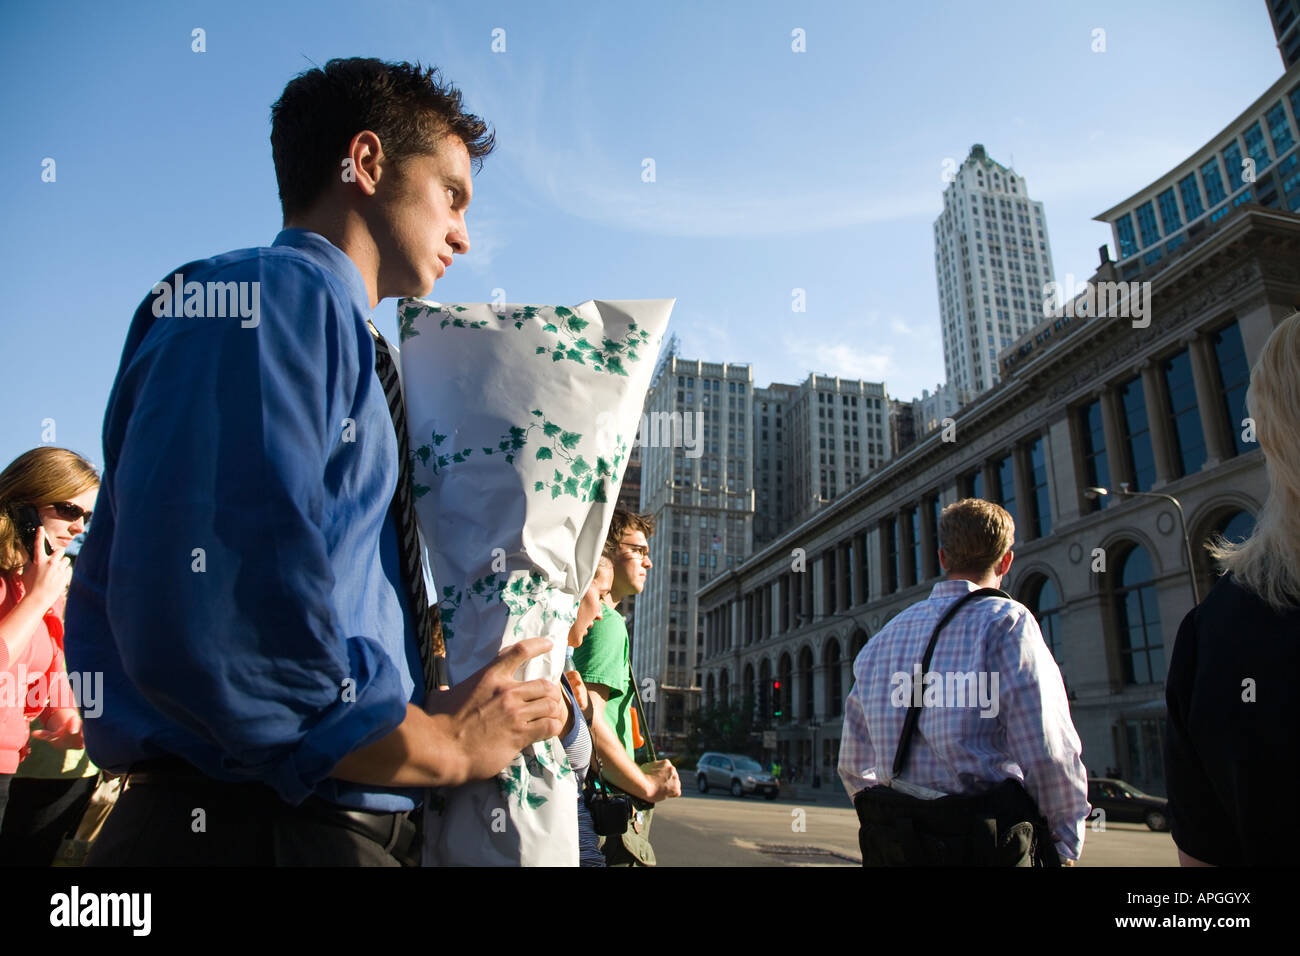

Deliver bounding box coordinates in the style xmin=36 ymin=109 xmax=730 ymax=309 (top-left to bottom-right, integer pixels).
xmin=933 ymin=144 xmax=1055 ymax=401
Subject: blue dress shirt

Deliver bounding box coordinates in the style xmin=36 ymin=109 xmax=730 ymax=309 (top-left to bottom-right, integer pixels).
xmin=65 ymin=230 xmax=423 ymax=812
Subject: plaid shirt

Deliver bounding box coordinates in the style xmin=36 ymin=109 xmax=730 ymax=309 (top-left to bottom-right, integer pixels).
xmin=837 ymin=579 xmax=1089 ymax=860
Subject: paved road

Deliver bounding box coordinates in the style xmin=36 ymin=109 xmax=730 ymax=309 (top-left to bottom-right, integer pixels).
xmin=650 ymin=788 xmax=1178 ymax=867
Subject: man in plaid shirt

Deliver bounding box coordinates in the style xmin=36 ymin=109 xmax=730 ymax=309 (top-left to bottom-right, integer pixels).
xmin=837 ymin=498 xmax=1089 ymax=863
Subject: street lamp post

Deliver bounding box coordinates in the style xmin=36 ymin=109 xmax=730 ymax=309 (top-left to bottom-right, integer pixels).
xmin=1084 ymin=484 xmax=1201 ymax=605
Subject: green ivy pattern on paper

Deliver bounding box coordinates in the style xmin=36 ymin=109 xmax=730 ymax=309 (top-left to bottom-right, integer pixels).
xmin=436 ymin=570 xmax=579 ymax=644
xmin=530 ymin=307 xmax=653 ymax=377
xmin=400 ymin=301 xmax=657 ymax=378
xmin=410 ymin=425 xmax=528 ymax=499
xmin=526 ymin=410 xmax=628 ymax=504
xmin=497 ymin=745 xmax=575 ymax=811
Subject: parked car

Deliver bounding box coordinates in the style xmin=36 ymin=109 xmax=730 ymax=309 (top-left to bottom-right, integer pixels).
xmin=695 ymin=752 xmax=779 ymax=799
xmin=1087 ymin=777 xmax=1170 ymax=831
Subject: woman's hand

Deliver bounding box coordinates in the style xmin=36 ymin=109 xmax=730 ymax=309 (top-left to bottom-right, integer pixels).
xmin=564 ymin=669 xmax=594 ymax=725
xmin=31 ymin=707 xmax=83 ymax=750
xmin=20 ymin=528 xmax=72 ymax=608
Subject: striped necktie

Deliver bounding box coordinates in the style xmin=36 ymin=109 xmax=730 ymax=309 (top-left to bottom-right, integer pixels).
xmin=367 ymin=320 xmax=436 ymax=696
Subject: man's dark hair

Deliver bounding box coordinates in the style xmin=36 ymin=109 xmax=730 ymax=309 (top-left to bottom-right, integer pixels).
xmin=603 ymin=507 xmax=656 ymax=561
xmin=270 ymin=57 xmax=495 ymax=220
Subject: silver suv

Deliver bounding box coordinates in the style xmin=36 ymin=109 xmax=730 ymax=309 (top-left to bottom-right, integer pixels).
xmin=695 ymin=752 xmax=779 ymax=799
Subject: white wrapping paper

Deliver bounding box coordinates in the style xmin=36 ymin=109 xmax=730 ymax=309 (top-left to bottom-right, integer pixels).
xmin=396 ymin=297 xmax=673 ymax=866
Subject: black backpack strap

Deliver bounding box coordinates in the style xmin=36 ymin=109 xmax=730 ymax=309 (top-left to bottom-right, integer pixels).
xmin=891 ymin=587 xmax=1009 ymax=779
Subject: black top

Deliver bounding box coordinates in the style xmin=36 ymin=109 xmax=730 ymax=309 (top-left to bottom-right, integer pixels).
xmin=1164 ymin=571 xmax=1300 ymax=865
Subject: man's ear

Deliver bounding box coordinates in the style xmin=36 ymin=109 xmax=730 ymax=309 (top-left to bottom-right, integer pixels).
xmin=999 ymin=550 xmax=1014 ymax=576
xmin=937 ymin=548 xmax=949 ymax=573
xmin=345 ymin=130 xmax=385 ymax=197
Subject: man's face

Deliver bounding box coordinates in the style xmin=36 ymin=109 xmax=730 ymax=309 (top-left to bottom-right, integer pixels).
xmin=371 ymin=133 xmax=472 ymax=300
xmin=612 ymin=530 xmax=652 ymax=597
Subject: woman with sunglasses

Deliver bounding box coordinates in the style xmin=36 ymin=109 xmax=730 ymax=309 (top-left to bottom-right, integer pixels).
xmin=0 ymin=448 xmax=99 ymax=836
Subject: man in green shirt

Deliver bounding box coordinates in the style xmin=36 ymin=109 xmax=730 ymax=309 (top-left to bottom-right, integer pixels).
xmin=572 ymin=508 xmax=680 ymax=866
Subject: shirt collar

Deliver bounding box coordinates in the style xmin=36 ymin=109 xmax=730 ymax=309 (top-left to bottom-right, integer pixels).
xmin=272 ymin=229 xmax=372 ymax=310
xmin=928 ymin=578 xmax=982 ymax=601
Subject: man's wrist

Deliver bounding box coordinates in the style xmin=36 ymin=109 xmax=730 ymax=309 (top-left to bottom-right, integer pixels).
xmin=422 ymin=711 xmax=469 ymax=788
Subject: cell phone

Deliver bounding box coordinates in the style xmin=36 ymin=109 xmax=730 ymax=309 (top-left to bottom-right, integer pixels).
xmin=12 ymin=504 xmax=52 ymax=560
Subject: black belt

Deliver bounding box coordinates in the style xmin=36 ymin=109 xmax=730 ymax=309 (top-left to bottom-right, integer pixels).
xmin=126 ymin=758 xmax=420 ymax=866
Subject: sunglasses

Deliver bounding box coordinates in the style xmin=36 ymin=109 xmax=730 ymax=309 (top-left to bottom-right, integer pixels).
xmin=50 ymin=501 xmax=93 ymax=525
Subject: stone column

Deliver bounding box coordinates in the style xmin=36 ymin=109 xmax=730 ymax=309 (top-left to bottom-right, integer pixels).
xmin=1187 ymin=332 xmax=1233 ymax=466
xmin=1100 ymin=387 xmax=1128 ymax=491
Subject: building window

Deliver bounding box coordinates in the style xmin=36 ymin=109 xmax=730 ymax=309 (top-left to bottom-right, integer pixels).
xmin=1223 ymin=140 xmax=1246 ymax=191
xmin=1134 ymin=201 xmax=1161 ymax=248
xmin=1117 ymin=377 xmax=1157 ymax=491
xmin=963 ymin=468 xmax=984 ymax=500
xmin=1163 ymin=350 xmax=1207 ymax=478
xmin=826 ymin=640 xmax=843 ymax=717
xmin=1200 ymin=157 xmax=1227 ymax=206
xmin=1243 ymin=121 xmax=1272 ymax=173
xmin=1026 ymin=436 xmax=1051 ymax=538
xmin=1024 ymin=575 xmax=1064 ymax=681
xmin=1113 ymin=545 xmax=1165 ymax=685
xmin=1112 ymin=214 xmax=1133 ymax=260
xmin=1266 ymin=100 xmax=1295 ymax=154
xmin=884 ymin=519 xmax=899 ymax=593
xmin=1079 ymin=399 xmax=1110 ymax=511
xmin=1156 ymin=187 xmax=1182 ymax=235
xmin=1212 ymin=321 xmax=1251 ymax=457
xmin=995 ymin=454 xmax=1017 ymax=530
xmin=908 ymin=507 xmax=921 ymax=585
xmin=1177 ymin=172 xmax=1204 ymax=221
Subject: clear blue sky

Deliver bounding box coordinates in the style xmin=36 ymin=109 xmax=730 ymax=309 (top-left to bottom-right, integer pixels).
xmin=1 ymin=0 xmax=1284 ymax=471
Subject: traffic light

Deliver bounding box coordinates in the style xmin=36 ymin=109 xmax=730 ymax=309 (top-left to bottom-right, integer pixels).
xmin=771 ymin=679 xmax=783 ymax=718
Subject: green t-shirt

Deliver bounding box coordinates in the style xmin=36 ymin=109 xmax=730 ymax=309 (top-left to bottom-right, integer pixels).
xmin=571 ymin=608 xmax=636 ymax=761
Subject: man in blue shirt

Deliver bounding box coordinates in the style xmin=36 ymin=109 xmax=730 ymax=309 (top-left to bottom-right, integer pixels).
xmin=65 ymin=58 xmax=566 ymax=866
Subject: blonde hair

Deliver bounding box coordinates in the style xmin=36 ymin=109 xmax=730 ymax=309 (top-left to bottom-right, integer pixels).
xmin=938 ymin=498 xmax=1015 ymax=577
xmin=0 ymin=447 xmax=100 ymax=574
xmin=1207 ymin=311 xmax=1300 ymax=611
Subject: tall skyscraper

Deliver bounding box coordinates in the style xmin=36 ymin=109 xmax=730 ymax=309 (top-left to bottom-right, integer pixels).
xmin=636 ymin=357 xmax=755 ymax=751
xmin=933 ymin=144 xmax=1056 ymax=402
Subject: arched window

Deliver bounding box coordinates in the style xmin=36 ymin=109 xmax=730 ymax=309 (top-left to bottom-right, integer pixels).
xmin=825 ymin=639 xmax=843 ymax=717
xmin=705 ymin=673 xmax=716 ymax=708
xmin=1023 ymin=575 xmax=1063 ymax=665
xmin=1195 ymin=508 xmax=1255 ymax=598
xmin=719 ymin=668 xmax=730 ymax=705
xmin=758 ymin=659 xmax=771 ymax=719
xmin=850 ymin=628 xmax=868 ymax=659
xmin=798 ymin=646 xmax=815 ymax=720
xmin=1113 ymin=545 xmax=1164 ymax=685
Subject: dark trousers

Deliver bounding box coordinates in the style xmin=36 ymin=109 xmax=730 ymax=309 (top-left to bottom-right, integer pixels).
xmin=0 ymin=774 xmax=11 ymax=832
xmin=86 ymin=780 xmax=406 ymax=867
xmin=0 ymin=775 xmax=97 ymax=866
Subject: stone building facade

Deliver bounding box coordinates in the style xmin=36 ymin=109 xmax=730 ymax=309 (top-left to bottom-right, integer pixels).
xmin=698 ymin=206 xmax=1299 ymax=797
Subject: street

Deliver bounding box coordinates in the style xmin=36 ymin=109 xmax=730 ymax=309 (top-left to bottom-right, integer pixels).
xmin=649 ymin=786 xmax=1178 ymax=867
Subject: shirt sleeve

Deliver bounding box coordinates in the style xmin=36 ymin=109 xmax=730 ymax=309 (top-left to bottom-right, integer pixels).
xmin=571 ymin=614 xmax=626 ymax=698
xmin=838 ymin=666 xmax=878 ymax=802
xmin=989 ymin=606 xmax=1090 ymax=861
xmin=1164 ymin=605 xmax=1229 ymax=864
xmin=102 ymin=259 xmax=408 ymax=804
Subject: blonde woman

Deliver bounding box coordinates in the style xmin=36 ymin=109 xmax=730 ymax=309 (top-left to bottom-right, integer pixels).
xmin=0 ymin=448 xmax=99 ymax=834
xmin=1165 ymin=311 xmax=1300 ymax=867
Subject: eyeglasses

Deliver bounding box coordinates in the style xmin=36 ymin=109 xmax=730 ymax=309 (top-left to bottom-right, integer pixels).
xmin=50 ymin=501 xmax=93 ymax=525
xmin=620 ymin=541 xmax=650 ymax=558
